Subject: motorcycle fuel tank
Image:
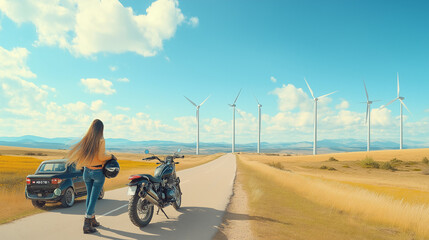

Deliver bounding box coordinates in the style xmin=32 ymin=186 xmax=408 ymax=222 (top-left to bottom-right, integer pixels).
xmin=154 ymin=164 xmax=174 ymax=179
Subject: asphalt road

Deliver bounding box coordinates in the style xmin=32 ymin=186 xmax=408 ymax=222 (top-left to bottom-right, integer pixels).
xmin=0 ymin=153 xmax=236 ymax=240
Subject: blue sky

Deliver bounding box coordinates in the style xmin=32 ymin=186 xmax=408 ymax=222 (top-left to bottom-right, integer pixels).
xmin=0 ymin=0 xmax=428 ymax=146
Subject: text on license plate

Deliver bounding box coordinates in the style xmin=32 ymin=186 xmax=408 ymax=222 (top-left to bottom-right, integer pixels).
xmin=33 ymin=180 xmax=50 ymax=184
xmin=127 ymin=186 xmax=137 ymax=195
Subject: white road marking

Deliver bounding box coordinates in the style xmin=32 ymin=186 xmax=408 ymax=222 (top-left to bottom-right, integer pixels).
xmin=98 ymin=204 xmax=128 ymax=218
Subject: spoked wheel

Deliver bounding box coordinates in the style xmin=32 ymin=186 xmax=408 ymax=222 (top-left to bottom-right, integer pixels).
xmin=128 ymin=194 xmax=154 ymax=227
xmin=173 ymin=185 xmax=181 ymax=210
xmin=61 ymin=187 xmax=75 ymax=207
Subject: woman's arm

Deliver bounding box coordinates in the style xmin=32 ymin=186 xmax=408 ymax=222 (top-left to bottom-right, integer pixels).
xmin=99 ymin=139 xmax=113 ymax=162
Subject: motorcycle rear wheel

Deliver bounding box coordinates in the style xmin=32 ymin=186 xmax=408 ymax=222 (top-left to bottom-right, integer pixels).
xmin=128 ymin=194 xmax=154 ymax=227
xmin=172 ymin=185 xmax=182 ymax=210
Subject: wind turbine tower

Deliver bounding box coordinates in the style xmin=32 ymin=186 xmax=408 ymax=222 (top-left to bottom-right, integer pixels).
xmin=304 ymin=78 xmax=337 ymax=155
xmin=255 ymin=96 xmax=262 ymax=153
xmin=380 ymin=73 xmax=410 ymax=150
xmin=184 ymin=95 xmax=210 ymax=155
xmin=229 ymin=89 xmax=242 ymax=153
xmin=363 ymin=80 xmax=379 ymax=152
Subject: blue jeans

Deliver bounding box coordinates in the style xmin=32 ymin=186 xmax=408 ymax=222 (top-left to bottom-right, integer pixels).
xmin=83 ymin=168 xmax=105 ymax=218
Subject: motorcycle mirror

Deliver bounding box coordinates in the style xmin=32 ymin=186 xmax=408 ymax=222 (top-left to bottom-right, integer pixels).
xmin=144 ymin=149 xmax=149 ymax=154
xmin=177 ymin=148 xmax=181 ymax=153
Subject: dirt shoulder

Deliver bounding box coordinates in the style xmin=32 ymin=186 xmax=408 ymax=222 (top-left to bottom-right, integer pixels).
xmin=213 ymin=169 xmax=253 ymax=240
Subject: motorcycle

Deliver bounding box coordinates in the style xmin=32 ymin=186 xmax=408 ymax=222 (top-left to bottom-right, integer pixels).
xmin=127 ymin=149 xmax=184 ymax=227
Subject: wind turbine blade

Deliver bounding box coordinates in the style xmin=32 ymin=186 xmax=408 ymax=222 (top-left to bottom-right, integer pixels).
xmin=184 ymin=96 xmax=197 ymax=107
xmin=304 ymin=78 xmax=315 ymax=99
xmin=397 ymin=72 xmax=400 ymax=98
xmin=228 ymin=104 xmax=233 ymax=107
xmin=199 ymin=95 xmax=210 ymax=106
xmin=254 ymin=95 xmax=260 ymax=105
xmin=233 ymin=89 xmax=242 ymax=104
xmin=365 ymin=105 xmax=369 ymax=124
xmin=318 ymin=91 xmax=337 ymax=99
xmin=363 ymin=80 xmax=369 ymax=101
xmin=399 ymin=99 xmax=411 ymax=114
xmin=236 ymin=108 xmax=246 ymax=119
xmin=380 ymin=98 xmax=398 ymax=109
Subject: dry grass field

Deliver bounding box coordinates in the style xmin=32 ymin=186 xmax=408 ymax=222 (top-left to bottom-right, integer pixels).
xmin=0 ymin=146 xmax=222 ymax=224
xmin=237 ymin=148 xmax=429 ymax=239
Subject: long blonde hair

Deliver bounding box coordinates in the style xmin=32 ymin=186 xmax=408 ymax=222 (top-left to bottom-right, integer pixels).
xmin=67 ymin=119 xmax=104 ymax=168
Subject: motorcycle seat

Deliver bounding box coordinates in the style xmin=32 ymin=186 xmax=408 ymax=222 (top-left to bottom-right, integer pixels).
xmin=137 ymin=174 xmax=162 ymax=183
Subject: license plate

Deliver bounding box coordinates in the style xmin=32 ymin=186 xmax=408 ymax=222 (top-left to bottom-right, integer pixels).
xmin=34 ymin=180 xmax=50 ymax=184
xmin=127 ymin=186 xmax=137 ymax=195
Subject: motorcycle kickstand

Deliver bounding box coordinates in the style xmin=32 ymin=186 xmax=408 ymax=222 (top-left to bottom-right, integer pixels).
xmin=157 ymin=207 xmax=169 ymax=219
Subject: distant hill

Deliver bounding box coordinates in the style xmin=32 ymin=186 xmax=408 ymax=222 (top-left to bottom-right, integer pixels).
xmin=0 ymin=135 xmax=427 ymax=155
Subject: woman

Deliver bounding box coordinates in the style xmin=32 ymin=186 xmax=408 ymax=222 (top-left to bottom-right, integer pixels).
xmin=67 ymin=119 xmax=115 ymax=234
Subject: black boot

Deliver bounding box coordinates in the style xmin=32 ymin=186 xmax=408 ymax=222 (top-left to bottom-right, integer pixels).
xmin=90 ymin=216 xmax=100 ymax=227
xmin=83 ymin=218 xmax=97 ymax=234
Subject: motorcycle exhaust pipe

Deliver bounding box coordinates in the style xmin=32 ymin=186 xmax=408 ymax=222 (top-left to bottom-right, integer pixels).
xmin=139 ymin=187 xmax=161 ymax=207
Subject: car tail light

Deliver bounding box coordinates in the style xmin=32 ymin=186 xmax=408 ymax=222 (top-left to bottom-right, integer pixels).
xmin=51 ymin=178 xmax=63 ymax=184
xmin=128 ymin=175 xmax=141 ymax=181
xmin=26 ymin=178 xmax=31 ymax=185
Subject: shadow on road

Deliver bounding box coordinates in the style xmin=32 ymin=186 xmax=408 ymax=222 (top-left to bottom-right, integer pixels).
xmin=89 ymin=206 xmax=286 ymax=240
xmin=45 ymin=199 xmax=129 ymax=217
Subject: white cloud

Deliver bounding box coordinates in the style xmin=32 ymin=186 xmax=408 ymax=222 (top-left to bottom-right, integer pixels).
xmin=371 ymin=108 xmax=392 ymax=127
xmin=41 ymin=84 xmax=56 ymax=92
xmin=336 ymin=100 xmax=349 ymax=109
xmin=270 ymin=84 xmax=312 ymax=112
xmin=90 ymin=100 xmax=103 ymax=111
xmin=270 ymin=76 xmax=277 ymax=83
xmin=116 ymin=106 xmax=130 ymax=111
xmin=0 ymin=46 xmax=36 ymax=80
xmin=0 ymin=0 xmax=190 ymax=57
xmin=81 ymin=78 xmax=116 ymax=95
xmin=109 ymin=66 xmax=117 ymax=71
xmin=188 ymin=16 xmax=199 ymax=27
xmin=117 ymin=77 xmax=129 ymax=82
xmin=165 ymin=56 xmax=170 ymax=62
xmin=0 ymin=0 xmax=76 ymax=48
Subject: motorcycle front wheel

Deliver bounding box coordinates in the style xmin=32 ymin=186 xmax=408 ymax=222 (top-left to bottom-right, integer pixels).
xmin=128 ymin=194 xmax=154 ymax=227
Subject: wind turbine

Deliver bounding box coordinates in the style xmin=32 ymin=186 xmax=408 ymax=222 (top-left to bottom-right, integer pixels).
xmin=255 ymin=96 xmax=262 ymax=153
xmin=184 ymin=95 xmax=210 ymax=155
xmin=380 ymin=73 xmax=410 ymax=150
xmin=363 ymin=80 xmax=380 ymax=152
xmin=228 ymin=89 xmax=242 ymax=153
xmin=304 ymin=78 xmax=337 ymax=155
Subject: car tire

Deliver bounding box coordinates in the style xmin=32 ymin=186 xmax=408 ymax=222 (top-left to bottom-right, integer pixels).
xmin=31 ymin=200 xmax=46 ymax=208
xmin=61 ymin=187 xmax=75 ymax=207
xmin=98 ymin=187 xmax=104 ymax=200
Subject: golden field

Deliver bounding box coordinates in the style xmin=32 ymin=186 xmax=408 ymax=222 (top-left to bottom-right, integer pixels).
xmin=237 ymin=148 xmax=429 ymax=239
xmin=0 ymin=146 xmax=221 ymax=224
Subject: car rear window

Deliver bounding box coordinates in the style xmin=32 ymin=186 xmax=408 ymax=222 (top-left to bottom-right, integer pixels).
xmin=38 ymin=163 xmax=66 ymax=173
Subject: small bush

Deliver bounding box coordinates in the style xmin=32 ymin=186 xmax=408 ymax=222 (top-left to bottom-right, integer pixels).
xmin=422 ymin=157 xmax=429 ymax=164
xmin=422 ymin=169 xmax=429 ymax=175
xmin=412 ymin=169 xmax=421 ymax=171
xmin=360 ymin=157 xmax=379 ymax=169
xmin=328 ymin=157 xmax=338 ymax=162
xmin=380 ymin=162 xmax=396 ymax=171
xmin=328 ymin=167 xmax=337 ymax=171
xmin=267 ymin=162 xmax=284 ymax=170
xmin=342 ymin=165 xmax=350 ymax=168
xmin=320 ymin=165 xmax=328 ymax=170
xmin=25 ymin=152 xmax=36 ymax=156
xmin=390 ymin=158 xmax=403 ymax=165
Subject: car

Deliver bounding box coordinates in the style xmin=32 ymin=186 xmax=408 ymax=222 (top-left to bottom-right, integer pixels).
xmin=25 ymin=159 xmax=104 ymax=208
